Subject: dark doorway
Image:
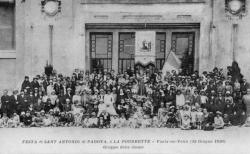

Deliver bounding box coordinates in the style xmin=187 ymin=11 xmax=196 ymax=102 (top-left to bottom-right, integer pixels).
xmin=171 ymin=32 xmax=195 ymax=75
xmin=90 ymin=33 xmax=113 ymax=72
xmin=118 ymin=32 xmax=135 ymax=73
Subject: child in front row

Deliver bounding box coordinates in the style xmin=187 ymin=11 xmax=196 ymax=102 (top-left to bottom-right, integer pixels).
xmin=1 ymin=113 xmax=9 ymax=127
xmin=242 ymin=116 xmax=250 ymax=127
xmin=190 ymin=107 xmax=198 ymax=129
xmin=214 ymin=111 xmax=224 ymax=129
xmin=196 ymin=108 xmax=204 ymax=129
xmin=180 ymin=114 xmax=191 ymax=130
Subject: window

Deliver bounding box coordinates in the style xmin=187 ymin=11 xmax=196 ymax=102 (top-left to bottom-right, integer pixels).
xmin=90 ymin=33 xmax=113 ymax=72
xmin=118 ymin=32 xmax=135 ymax=73
xmin=0 ymin=2 xmax=15 ymax=50
xmin=171 ymin=32 xmax=195 ymax=75
xmin=156 ymin=32 xmax=166 ymax=70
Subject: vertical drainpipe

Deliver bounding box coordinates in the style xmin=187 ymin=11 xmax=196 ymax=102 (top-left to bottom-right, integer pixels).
xmin=232 ymin=24 xmax=238 ymax=62
xmin=209 ymin=0 xmax=214 ymax=68
xmin=49 ymin=25 xmax=53 ymax=66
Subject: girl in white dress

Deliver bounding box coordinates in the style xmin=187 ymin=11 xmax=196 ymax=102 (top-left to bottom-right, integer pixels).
xmin=176 ymin=90 xmax=185 ymax=108
xmin=103 ymin=89 xmax=117 ymax=115
xmin=97 ymin=99 xmax=106 ymax=117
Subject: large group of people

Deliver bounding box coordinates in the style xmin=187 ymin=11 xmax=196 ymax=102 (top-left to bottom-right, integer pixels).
xmin=0 ymin=61 xmax=250 ymax=130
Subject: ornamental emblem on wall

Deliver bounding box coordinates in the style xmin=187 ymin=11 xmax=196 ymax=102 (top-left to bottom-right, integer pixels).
xmin=225 ymin=0 xmax=247 ymax=19
xmin=141 ymin=40 xmax=152 ymax=52
xmin=41 ymin=0 xmax=61 ymax=16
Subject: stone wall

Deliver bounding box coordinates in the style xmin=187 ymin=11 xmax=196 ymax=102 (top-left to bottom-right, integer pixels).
xmin=213 ymin=0 xmax=250 ymax=80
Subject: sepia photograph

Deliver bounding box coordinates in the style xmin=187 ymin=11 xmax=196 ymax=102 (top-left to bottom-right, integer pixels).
xmin=0 ymin=0 xmax=250 ymax=154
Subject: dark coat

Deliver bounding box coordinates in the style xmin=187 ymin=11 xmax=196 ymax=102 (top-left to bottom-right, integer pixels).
xmin=31 ymin=81 xmax=40 ymax=91
xmin=21 ymin=81 xmax=31 ymax=92
xmin=23 ymin=115 xmax=33 ymax=126
xmin=1 ymin=95 xmax=13 ymax=116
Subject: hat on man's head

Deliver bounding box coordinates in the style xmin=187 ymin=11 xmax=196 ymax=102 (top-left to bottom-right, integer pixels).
xmin=216 ymin=111 xmax=222 ymax=115
xmin=13 ymin=89 xmax=18 ymax=93
xmin=67 ymin=88 xmax=71 ymax=91
xmin=99 ymin=99 xmax=104 ymax=102
xmin=169 ymin=106 xmax=175 ymax=110
xmin=120 ymin=91 xmax=124 ymax=95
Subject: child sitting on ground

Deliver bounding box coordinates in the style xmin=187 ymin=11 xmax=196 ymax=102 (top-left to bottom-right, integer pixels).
xmin=0 ymin=115 xmax=4 ymax=128
xmin=82 ymin=115 xmax=91 ymax=128
xmin=32 ymin=112 xmax=44 ymax=127
xmin=74 ymin=113 xmax=82 ymax=127
xmin=190 ymin=107 xmax=198 ymax=129
xmin=118 ymin=113 xmax=128 ymax=128
xmin=141 ymin=115 xmax=152 ymax=128
xmin=43 ymin=114 xmax=53 ymax=127
xmin=214 ymin=111 xmax=224 ymax=129
xmin=7 ymin=116 xmax=15 ymax=128
xmin=19 ymin=112 xmax=26 ymax=126
xmin=242 ymin=116 xmax=250 ymax=127
xmin=128 ymin=114 xmax=141 ymax=129
xmin=196 ymin=108 xmax=204 ymax=130
xmin=151 ymin=116 xmax=160 ymax=128
xmin=110 ymin=115 xmax=119 ymax=128
xmin=13 ymin=112 xmax=20 ymax=127
xmin=98 ymin=111 xmax=111 ymax=128
xmin=223 ymin=114 xmax=231 ymax=127
xmin=58 ymin=112 xmax=68 ymax=126
xmin=158 ymin=111 xmax=168 ymax=127
xmin=23 ymin=111 xmax=33 ymax=127
xmin=203 ymin=112 xmax=215 ymax=131
xmin=65 ymin=112 xmax=75 ymax=127
xmin=98 ymin=116 xmax=105 ymax=128
xmin=180 ymin=114 xmax=191 ymax=130
xmin=88 ymin=112 xmax=98 ymax=128
xmin=166 ymin=106 xmax=178 ymax=128
xmin=1 ymin=113 xmax=9 ymax=127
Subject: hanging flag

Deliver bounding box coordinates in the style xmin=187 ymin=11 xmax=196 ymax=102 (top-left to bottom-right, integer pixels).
xmin=135 ymin=31 xmax=156 ymax=66
xmin=162 ymin=51 xmax=181 ymax=76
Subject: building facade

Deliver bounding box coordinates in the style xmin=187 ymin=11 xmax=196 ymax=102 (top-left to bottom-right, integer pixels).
xmin=0 ymin=0 xmax=250 ymax=91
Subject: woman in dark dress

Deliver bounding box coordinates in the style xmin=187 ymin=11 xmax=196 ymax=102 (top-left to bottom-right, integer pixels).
xmin=231 ymin=61 xmax=243 ymax=83
xmin=137 ymin=70 xmax=146 ymax=96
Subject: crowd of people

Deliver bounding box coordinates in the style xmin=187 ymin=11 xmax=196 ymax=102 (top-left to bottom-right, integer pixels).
xmin=0 ymin=62 xmax=250 ymax=130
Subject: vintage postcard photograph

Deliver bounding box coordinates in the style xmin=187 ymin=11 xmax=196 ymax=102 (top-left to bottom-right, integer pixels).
xmin=0 ymin=0 xmax=250 ymax=154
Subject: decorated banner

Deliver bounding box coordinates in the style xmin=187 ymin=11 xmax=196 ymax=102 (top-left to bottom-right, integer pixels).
xmin=162 ymin=51 xmax=181 ymax=76
xmin=135 ymin=31 xmax=156 ymax=66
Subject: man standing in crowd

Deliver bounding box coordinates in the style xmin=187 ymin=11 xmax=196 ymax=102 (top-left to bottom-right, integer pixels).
xmin=21 ymin=76 xmax=31 ymax=92
xmin=31 ymin=77 xmax=40 ymax=92
xmin=9 ymin=90 xmax=19 ymax=115
xmin=1 ymin=90 xmax=12 ymax=117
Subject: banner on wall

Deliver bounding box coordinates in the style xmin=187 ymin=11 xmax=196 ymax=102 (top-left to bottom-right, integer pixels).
xmin=135 ymin=31 xmax=156 ymax=66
